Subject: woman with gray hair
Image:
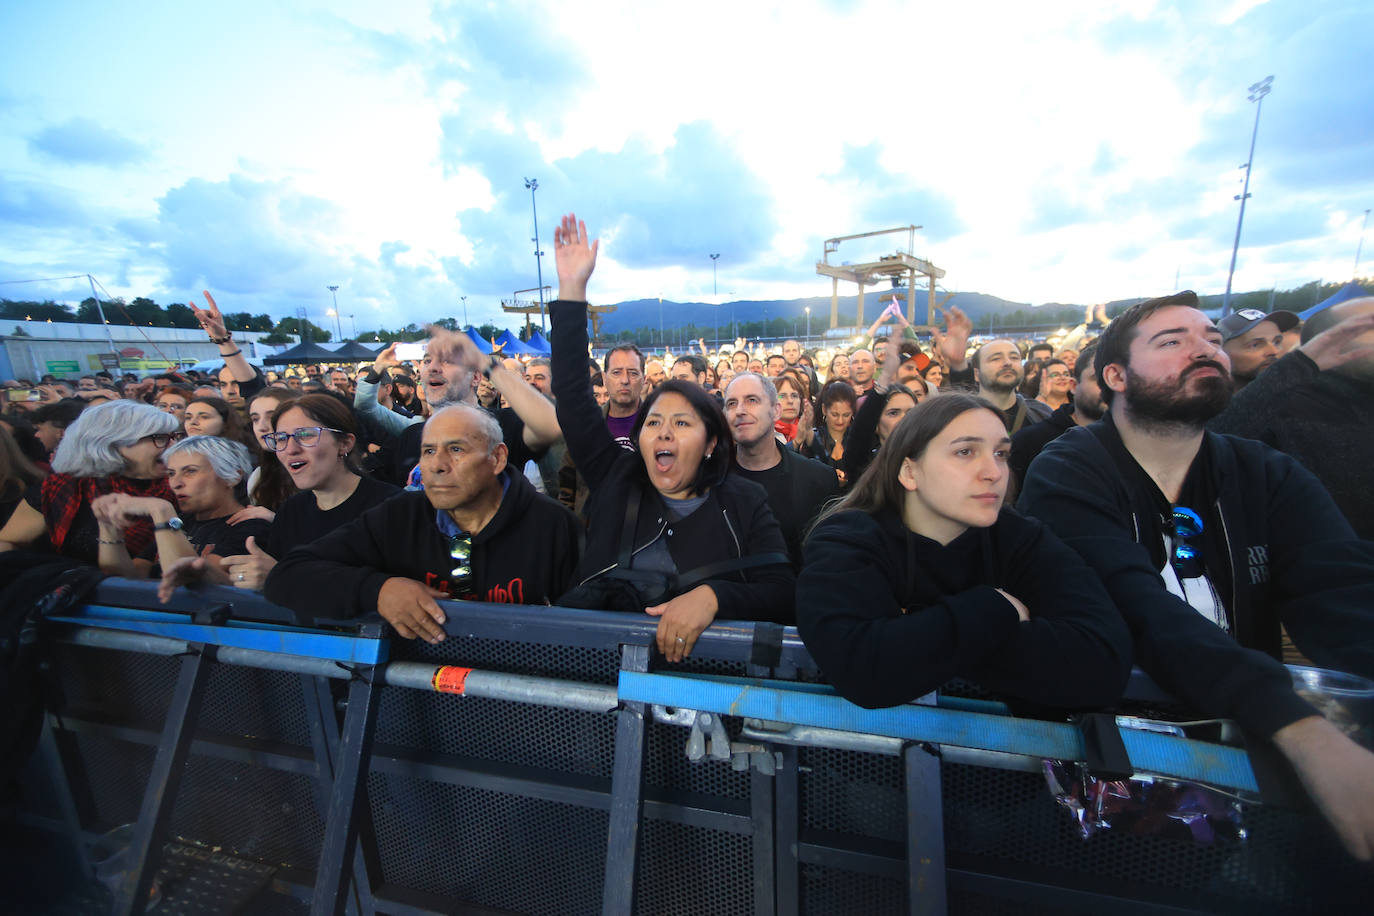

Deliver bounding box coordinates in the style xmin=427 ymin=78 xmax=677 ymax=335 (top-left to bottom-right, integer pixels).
xmin=91 ymin=435 xmax=272 ymax=578
xmin=0 ymin=400 xmax=180 ymax=562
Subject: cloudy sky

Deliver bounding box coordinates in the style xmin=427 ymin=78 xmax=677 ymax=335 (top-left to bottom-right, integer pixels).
xmin=2 ymin=0 xmax=1371 ymax=331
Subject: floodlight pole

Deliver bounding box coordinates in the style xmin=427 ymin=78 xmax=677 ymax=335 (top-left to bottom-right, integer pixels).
xmin=461 ymin=295 xmax=469 ymax=328
xmin=1222 ymin=76 xmax=1274 ymax=317
xmin=524 ymin=178 xmax=546 ymax=332
xmin=710 ymin=253 xmax=720 ymax=346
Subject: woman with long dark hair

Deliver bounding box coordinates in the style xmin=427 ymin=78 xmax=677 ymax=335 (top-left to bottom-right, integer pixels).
xmin=183 ymin=396 xmax=257 ymax=452
xmin=797 ymin=394 xmax=1130 ymax=709
xmin=550 ymin=213 xmax=793 ymax=661
xmin=797 ymin=379 xmax=855 ymax=484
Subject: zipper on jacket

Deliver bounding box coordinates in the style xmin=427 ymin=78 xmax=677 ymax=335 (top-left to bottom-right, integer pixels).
xmin=1214 ymin=497 xmax=1238 ymax=633
xmin=576 ymin=517 xmax=669 ymax=587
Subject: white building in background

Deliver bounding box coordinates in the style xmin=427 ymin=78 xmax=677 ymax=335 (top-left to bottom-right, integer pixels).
xmin=0 ymin=320 xmax=281 ymax=379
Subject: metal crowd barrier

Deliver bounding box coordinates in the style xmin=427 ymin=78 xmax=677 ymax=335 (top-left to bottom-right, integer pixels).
xmin=13 ymin=579 xmax=1372 ymax=915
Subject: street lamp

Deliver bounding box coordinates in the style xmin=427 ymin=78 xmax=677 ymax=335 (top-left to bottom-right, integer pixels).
xmin=709 ymin=254 xmax=721 ymax=346
xmin=1222 ymin=75 xmax=1274 ymax=316
xmin=524 ymin=178 xmax=546 ymax=331
xmin=805 ymin=306 xmax=811 ymax=341
xmin=326 ymin=285 xmax=342 ymax=340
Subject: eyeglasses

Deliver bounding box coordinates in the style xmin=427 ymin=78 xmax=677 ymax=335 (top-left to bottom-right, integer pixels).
xmin=1045 ymin=371 xmax=1071 ymax=380
xmin=260 ymin=426 xmax=345 ymax=451
xmin=449 ymin=534 xmax=473 ymax=595
xmin=141 ymin=432 xmax=186 ymax=448
xmin=1169 ymin=507 xmax=1204 ymax=578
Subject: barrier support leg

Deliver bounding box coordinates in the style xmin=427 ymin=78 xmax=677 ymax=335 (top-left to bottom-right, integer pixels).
xmin=602 ymin=642 xmax=650 ymax=916
xmin=905 ymin=734 xmax=946 ymax=916
xmin=35 ymin=714 xmax=92 ymax=877
xmin=774 ymin=745 xmax=800 ymax=915
xmin=311 ymin=665 xmax=382 ymax=916
xmin=114 ymin=645 xmax=213 ymax=916
xmin=301 ymin=675 xmax=379 ymax=916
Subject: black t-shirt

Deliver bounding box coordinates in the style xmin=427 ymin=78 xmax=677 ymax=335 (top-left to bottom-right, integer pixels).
xmin=183 ymin=515 xmax=273 ymax=559
xmin=264 ymin=475 xmax=401 ymax=559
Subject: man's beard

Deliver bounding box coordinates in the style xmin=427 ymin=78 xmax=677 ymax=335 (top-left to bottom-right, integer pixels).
xmin=982 ymin=368 xmax=1023 ymax=395
xmin=1123 ymin=362 xmax=1233 ymax=428
xmin=430 ymin=376 xmax=476 ymax=410
xmin=1074 ymin=390 xmax=1106 ymax=421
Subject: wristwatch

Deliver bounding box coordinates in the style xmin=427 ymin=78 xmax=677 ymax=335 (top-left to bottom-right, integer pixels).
xmin=154 ymin=517 xmax=184 ymax=532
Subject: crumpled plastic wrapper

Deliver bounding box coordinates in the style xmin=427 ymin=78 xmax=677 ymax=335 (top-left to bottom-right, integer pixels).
xmin=1044 ymin=760 xmax=1246 ymax=844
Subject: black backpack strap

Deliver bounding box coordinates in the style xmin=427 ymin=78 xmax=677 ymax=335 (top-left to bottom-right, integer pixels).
xmin=616 ymin=488 xmax=641 ymax=568
xmin=678 ymin=552 xmax=791 ymax=591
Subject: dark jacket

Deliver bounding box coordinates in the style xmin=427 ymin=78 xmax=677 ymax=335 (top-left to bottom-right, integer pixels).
xmin=947 ymin=365 xmax=1053 ymax=432
xmin=263 ymin=471 xmax=581 ymax=622
xmin=796 ymin=506 xmax=1132 ymax=710
xmin=550 ymin=299 xmax=795 ymax=622
xmin=1009 ymin=401 xmax=1077 ymax=492
xmin=1018 ymin=415 xmax=1374 ymax=737
xmin=733 ymin=439 xmax=841 ymax=569
xmin=1209 ymin=350 xmax=1374 ymax=540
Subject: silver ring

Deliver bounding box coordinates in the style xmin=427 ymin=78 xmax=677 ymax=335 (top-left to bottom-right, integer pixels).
xmin=675 ymin=637 xmax=685 ymax=644
xmin=238 ymin=573 xmax=245 ymax=582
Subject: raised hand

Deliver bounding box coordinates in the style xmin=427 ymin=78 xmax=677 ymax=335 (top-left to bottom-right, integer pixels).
xmin=931 ymin=305 xmax=972 ymax=371
xmin=372 ymin=342 xmax=402 ymax=374
xmin=553 ymin=213 xmax=599 ymax=302
xmin=1299 ymin=311 xmax=1374 ymax=372
xmin=190 ymin=290 xmax=228 ymax=341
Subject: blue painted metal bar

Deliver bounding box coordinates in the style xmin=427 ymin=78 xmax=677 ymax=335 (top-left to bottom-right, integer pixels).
xmin=617 ymin=672 xmax=1261 ymax=795
xmin=50 ymin=608 xmax=386 ymax=665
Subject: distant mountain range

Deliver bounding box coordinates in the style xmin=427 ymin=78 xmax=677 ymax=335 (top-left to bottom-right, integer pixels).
xmin=594 ymin=290 xmax=1083 ymax=336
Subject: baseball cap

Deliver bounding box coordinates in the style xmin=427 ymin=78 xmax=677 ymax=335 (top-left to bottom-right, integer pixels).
xmin=1218 ymin=308 xmax=1300 ymax=342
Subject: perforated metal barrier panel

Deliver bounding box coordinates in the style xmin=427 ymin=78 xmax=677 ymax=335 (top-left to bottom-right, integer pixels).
xmin=14 ymin=587 xmax=1374 ymax=916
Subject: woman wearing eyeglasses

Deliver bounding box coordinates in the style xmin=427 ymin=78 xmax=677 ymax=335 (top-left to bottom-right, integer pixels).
xmin=91 ymin=435 xmax=270 ymax=578
xmin=159 ymin=394 xmax=399 ymax=596
xmin=0 ymin=400 xmax=181 ymax=562
xmin=1035 ymin=358 xmax=1074 ymax=412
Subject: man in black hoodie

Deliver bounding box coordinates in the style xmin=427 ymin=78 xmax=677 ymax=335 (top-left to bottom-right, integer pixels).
xmin=1019 ymin=291 xmax=1374 ymax=861
xmin=265 ymin=405 xmax=581 ymax=642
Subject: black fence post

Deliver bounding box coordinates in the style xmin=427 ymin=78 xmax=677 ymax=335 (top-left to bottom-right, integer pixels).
xmin=113 ymin=646 xmax=213 ymax=915
xmin=310 ymin=663 xmax=382 ymax=916
xmin=602 ymin=642 xmax=650 ymax=916
xmin=774 ymin=744 xmax=800 ymax=915
xmin=905 ymin=691 xmax=946 ymax=916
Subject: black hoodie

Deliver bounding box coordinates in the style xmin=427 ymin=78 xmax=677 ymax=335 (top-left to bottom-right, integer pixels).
xmin=797 ymin=506 xmax=1132 ymax=710
xmin=1019 ymin=414 xmax=1374 ymax=737
xmin=264 ymin=470 xmax=581 ymax=622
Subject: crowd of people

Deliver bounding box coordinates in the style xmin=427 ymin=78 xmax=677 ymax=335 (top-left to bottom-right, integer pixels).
xmin=3 ymin=219 xmax=1374 ymax=860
